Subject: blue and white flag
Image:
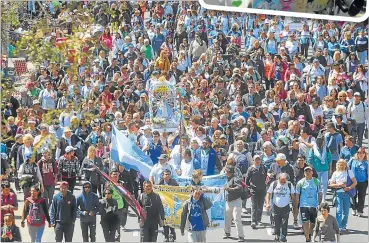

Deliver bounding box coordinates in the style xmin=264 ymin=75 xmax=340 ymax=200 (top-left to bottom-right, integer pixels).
xmin=110 ymin=126 xmax=153 ymax=178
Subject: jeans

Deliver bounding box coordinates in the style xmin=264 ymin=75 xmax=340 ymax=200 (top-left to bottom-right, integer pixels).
xmin=335 ymin=192 xmax=350 ymax=230
xmin=317 ymin=171 xmax=328 ymax=202
xmin=353 ymin=180 xmax=368 ymax=213
xmin=28 ymin=224 xmax=45 ymax=242
xmin=55 ymin=222 xmax=74 ymax=242
xmin=274 ymin=205 xmax=290 ymax=241
xmin=251 ymin=190 xmax=266 ymax=223
xmin=356 ymin=123 xmax=366 ymax=147
xmin=140 ymin=226 xmax=158 ymax=242
xmin=80 ymin=221 xmax=96 ymax=242
xmin=188 ymin=230 xmax=206 ymax=242
xmin=357 ymin=51 xmax=368 ymax=65
xmin=91 ymin=183 xmax=102 ymax=198
xmin=301 ymin=43 xmax=309 ymax=59
xmin=163 ymin=226 xmax=176 ymax=240
xmin=43 ymin=185 xmax=55 ymax=206
xmin=224 ymin=198 xmax=244 ymax=238
xmin=64 ymin=178 xmax=77 ymax=194
xmin=101 ymin=220 xmax=118 ymax=242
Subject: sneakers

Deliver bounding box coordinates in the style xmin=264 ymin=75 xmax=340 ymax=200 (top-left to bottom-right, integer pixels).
xmin=352 ymin=210 xmax=357 ymax=216
xmin=293 ymin=221 xmax=300 ymax=229
xmin=358 ymin=212 xmax=364 ymax=217
xmin=271 ymin=228 xmax=276 ymax=235
xmin=258 ymin=222 xmax=263 ymax=227
xmin=242 ymin=208 xmax=247 ymax=214
xmin=164 ymin=238 xmax=169 ymax=242
xmin=238 ymin=237 xmax=246 ymax=242
xmin=223 ymin=233 xmax=231 ymax=239
xmin=251 ymin=222 xmax=257 ymax=229
xmin=274 ymin=236 xmax=280 ymax=242
xmin=280 ymin=238 xmax=287 ymax=242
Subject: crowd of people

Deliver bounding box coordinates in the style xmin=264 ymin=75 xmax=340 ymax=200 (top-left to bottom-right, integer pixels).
xmin=1 ymin=1 xmax=369 ymax=242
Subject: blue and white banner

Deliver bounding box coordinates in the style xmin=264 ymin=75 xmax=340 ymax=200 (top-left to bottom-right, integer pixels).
xmin=176 ymin=173 xmax=227 ymax=187
xmin=110 ymin=126 xmax=153 ymax=178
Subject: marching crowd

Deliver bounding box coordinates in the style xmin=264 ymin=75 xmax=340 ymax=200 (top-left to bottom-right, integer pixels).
xmin=1 ymin=1 xmax=369 ymax=243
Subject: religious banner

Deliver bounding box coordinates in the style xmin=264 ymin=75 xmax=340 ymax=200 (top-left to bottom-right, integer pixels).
xmin=176 ymin=173 xmax=227 ymax=187
xmin=154 ymin=185 xmax=225 ymax=230
xmin=148 ymin=80 xmax=179 ymax=132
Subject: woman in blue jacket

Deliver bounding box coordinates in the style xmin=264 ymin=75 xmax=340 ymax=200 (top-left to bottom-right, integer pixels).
xmin=340 ymin=32 xmax=355 ymax=61
xmin=348 ymin=147 xmax=368 ymax=217
xmin=327 ymin=36 xmax=341 ymax=57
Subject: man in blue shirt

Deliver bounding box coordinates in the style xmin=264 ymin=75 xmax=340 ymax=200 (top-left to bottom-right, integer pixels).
xmin=325 ymin=122 xmax=343 ymax=173
xmin=340 ymin=135 xmax=358 ymax=162
xmin=295 ymin=167 xmax=322 ymax=242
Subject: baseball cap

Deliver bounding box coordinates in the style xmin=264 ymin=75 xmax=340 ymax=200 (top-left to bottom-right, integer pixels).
xmin=354 ymin=92 xmax=361 ymax=96
xmin=65 ymin=146 xmax=77 ymax=153
xmin=275 ymin=153 xmax=287 ymax=161
xmin=304 ymin=166 xmax=313 ymax=171
xmin=253 ymin=154 xmax=261 ymax=160
xmin=220 ymin=134 xmax=227 ymax=139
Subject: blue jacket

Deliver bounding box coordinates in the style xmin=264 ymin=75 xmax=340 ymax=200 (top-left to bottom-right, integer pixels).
xmin=195 ymin=148 xmax=220 ymax=176
xmin=49 ymin=192 xmax=77 ymax=225
xmin=76 ymin=188 xmax=99 ymax=223
xmin=340 ymin=145 xmax=358 ymax=162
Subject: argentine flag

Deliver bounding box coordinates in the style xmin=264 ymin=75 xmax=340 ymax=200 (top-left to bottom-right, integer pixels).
xmin=110 ymin=126 xmax=153 ymax=178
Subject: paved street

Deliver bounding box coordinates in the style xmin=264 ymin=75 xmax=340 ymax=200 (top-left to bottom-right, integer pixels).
xmin=12 ymin=181 xmax=368 ymax=242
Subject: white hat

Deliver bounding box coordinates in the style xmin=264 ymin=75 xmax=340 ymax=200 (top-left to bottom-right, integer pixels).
xmin=275 ymin=153 xmax=287 ymax=161
xmin=65 ymin=146 xmax=77 ymax=153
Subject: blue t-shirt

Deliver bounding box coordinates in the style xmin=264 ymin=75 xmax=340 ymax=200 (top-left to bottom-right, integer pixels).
xmin=348 ymin=159 xmax=369 ymax=183
xmin=297 ymin=178 xmax=321 ymax=208
xmin=324 ymin=132 xmax=343 ymax=161
xmin=190 ymin=198 xmax=205 ymax=231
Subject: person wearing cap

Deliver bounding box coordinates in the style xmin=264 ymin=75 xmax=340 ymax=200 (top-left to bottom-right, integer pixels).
xmin=98 ymin=187 xmax=119 ymax=242
xmin=55 ymin=126 xmax=83 ymax=161
xmin=324 ymin=122 xmax=343 ymax=173
xmin=49 ymin=181 xmax=77 ymax=242
xmin=149 ymin=154 xmax=176 ymax=184
xmin=9 ymin=134 xmax=23 ymax=192
xmin=295 ymin=165 xmax=322 ymax=242
xmin=267 ymin=153 xmax=295 ymax=186
xmin=245 ymin=154 xmax=268 ymax=229
xmin=347 ymin=92 xmax=367 ymax=147
xmin=23 ymin=118 xmax=39 ymax=138
xmin=18 ymin=153 xmax=44 ymax=200
xmin=266 ymin=173 xmax=296 ymax=242
xmin=223 ymin=165 xmax=245 ymax=242
xmin=37 ymin=147 xmax=58 ymax=206
xmin=57 ymin=145 xmax=80 ymax=194
xmin=76 ymin=181 xmax=99 ymax=242
xmin=347 ymin=147 xmax=368 ymax=217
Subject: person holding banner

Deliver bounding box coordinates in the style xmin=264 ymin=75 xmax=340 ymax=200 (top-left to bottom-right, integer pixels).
xmin=158 ymin=169 xmax=179 ymax=242
xmin=223 ymin=165 xmax=246 ymax=242
xmin=138 ymin=181 xmax=165 ymax=242
xmin=180 ymin=189 xmax=213 ymax=242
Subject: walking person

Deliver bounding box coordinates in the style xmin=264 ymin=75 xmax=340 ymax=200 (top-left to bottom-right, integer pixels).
xmin=1 ymin=214 xmax=22 ymax=242
xmin=223 ymin=165 xmax=245 ymax=242
xmin=329 ymin=159 xmax=357 ymax=234
xmin=348 ymin=147 xmax=368 ymax=217
xmin=1 ymin=180 xmax=18 ymax=226
xmin=180 ymin=189 xmax=213 ymax=242
xmin=311 ymin=202 xmax=340 ymax=242
xmin=21 ymin=186 xmax=51 ymax=242
xmin=76 ymin=182 xmax=99 ymax=242
xmin=117 ymin=164 xmax=134 ymax=231
xmin=104 ymin=168 xmax=124 ymax=241
xmin=158 ymin=169 xmax=179 ymax=242
xmin=81 ymin=146 xmax=104 ymax=197
xmin=266 ymin=173 xmax=296 ymax=242
xmin=295 ymin=167 xmax=323 ymax=242
xmin=245 ymin=154 xmax=267 ymax=229
xmin=49 ymin=181 xmax=77 ymax=242
xmin=18 ymin=154 xmax=44 ymax=200
xmin=37 ymin=148 xmax=58 ymax=206
xmin=57 ymin=146 xmax=80 ymax=194
xmin=138 ymin=180 xmax=165 ymax=242
xmin=99 ymin=188 xmax=119 ymax=242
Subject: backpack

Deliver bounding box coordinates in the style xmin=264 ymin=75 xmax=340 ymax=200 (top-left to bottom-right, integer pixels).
xmin=27 ymin=197 xmax=46 ymax=226
xmin=297 ymin=177 xmax=320 ymax=200
xmin=348 ymin=101 xmax=366 ymax=118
